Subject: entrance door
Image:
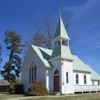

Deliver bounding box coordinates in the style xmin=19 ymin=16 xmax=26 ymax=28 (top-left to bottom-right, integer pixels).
xmin=54 ymin=75 xmax=59 ymax=91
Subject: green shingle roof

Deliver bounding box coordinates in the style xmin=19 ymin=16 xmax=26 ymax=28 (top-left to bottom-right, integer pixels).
xmin=32 ymin=45 xmax=52 ymax=67
xmin=49 ymin=45 xmax=73 ymax=61
xmin=53 ymin=17 xmax=70 ymax=42
xmin=73 ymin=55 xmax=100 ymax=80
xmin=73 ymin=55 xmax=91 ymax=72
xmin=31 ymin=45 xmax=100 ymax=80
xmin=85 ymin=64 xmax=100 ymax=80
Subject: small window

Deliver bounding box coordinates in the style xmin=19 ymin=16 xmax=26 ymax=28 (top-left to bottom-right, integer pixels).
xmin=66 ymin=72 xmax=68 ymax=83
xmin=76 ymin=74 xmax=79 ymax=84
xmin=54 ymin=69 xmax=59 ymax=74
xmin=84 ymin=75 xmax=87 ymax=84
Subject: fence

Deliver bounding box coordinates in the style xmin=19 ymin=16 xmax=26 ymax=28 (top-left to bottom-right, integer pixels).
xmin=74 ymin=85 xmax=100 ymax=93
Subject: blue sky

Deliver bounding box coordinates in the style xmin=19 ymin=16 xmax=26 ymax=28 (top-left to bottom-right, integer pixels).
xmin=0 ymin=0 xmax=100 ymax=79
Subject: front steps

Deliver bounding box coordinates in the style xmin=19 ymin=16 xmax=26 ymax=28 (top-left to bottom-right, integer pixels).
xmin=50 ymin=92 xmax=60 ymax=95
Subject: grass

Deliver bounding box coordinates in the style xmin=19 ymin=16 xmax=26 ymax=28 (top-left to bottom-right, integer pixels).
xmin=0 ymin=93 xmax=24 ymax=99
xmin=1 ymin=93 xmax=100 ymax=100
xmin=24 ymin=93 xmax=100 ymax=100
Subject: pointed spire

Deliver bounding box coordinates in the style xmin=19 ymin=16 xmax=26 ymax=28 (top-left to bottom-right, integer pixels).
xmin=53 ymin=14 xmax=70 ymax=42
xmin=49 ymin=14 xmax=73 ymax=62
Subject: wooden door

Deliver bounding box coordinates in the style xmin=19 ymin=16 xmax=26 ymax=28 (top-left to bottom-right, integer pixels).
xmin=54 ymin=75 xmax=59 ymax=91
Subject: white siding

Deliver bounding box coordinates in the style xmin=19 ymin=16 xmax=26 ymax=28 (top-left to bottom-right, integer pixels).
xmin=52 ymin=59 xmax=74 ymax=94
xmin=21 ymin=46 xmax=46 ymax=93
xmin=73 ymin=71 xmax=91 ymax=85
xmin=93 ymin=81 xmax=98 ymax=85
xmin=45 ymin=69 xmax=53 ymax=92
xmin=21 ymin=70 xmax=30 ymax=93
xmin=36 ymin=67 xmax=45 ymax=83
xmin=51 ymin=60 xmax=61 ymax=92
xmin=51 ymin=60 xmax=61 ymax=72
xmin=62 ymin=60 xmax=74 ymax=94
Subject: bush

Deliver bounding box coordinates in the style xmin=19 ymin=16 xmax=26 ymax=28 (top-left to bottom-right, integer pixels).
xmin=28 ymin=81 xmax=49 ymax=96
xmin=14 ymin=84 xmax=24 ymax=94
xmin=9 ymin=85 xmax=15 ymax=94
xmin=9 ymin=84 xmax=24 ymax=94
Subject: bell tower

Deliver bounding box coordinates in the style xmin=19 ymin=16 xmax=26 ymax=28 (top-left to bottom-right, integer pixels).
xmin=49 ymin=15 xmax=74 ymax=94
xmin=53 ymin=15 xmax=70 ymax=48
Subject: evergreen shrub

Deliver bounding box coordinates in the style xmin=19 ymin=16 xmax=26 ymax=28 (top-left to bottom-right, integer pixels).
xmin=14 ymin=84 xmax=24 ymax=94
xmin=28 ymin=81 xmax=49 ymax=96
xmin=9 ymin=85 xmax=15 ymax=94
xmin=9 ymin=84 xmax=24 ymax=94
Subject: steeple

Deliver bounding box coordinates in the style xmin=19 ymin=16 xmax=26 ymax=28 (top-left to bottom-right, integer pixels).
xmin=53 ymin=15 xmax=70 ymax=45
xmin=49 ymin=15 xmax=73 ymax=62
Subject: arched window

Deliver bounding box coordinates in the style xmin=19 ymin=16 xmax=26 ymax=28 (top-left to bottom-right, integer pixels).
xmin=84 ymin=75 xmax=86 ymax=84
xmin=29 ymin=67 xmax=31 ymax=83
xmin=29 ymin=62 xmax=37 ymax=83
xmin=34 ymin=66 xmax=36 ymax=81
xmin=32 ymin=67 xmax=34 ymax=83
xmin=54 ymin=69 xmax=59 ymax=74
xmin=76 ymin=74 xmax=79 ymax=84
xmin=66 ymin=72 xmax=68 ymax=83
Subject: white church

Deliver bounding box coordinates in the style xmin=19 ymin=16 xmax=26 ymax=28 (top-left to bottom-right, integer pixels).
xmin=21 ymin=16 xmax=100 ymax=94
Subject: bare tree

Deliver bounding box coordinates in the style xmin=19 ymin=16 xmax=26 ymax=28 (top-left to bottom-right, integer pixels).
xmin=61 ymin=11 xmax=74 ymax=29
xmin=15 ymin=77 xmax=21 ymax=84
xmin=24 ymin=11 xmax=75 ymax=55
xmin=0 ymin=43 xmax=2 ymax=71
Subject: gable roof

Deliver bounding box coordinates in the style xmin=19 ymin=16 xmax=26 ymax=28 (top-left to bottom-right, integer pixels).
xmin=31 ymin=45 xmax=100 ymax=80
xmin=73 ymin=55 xmax=91 ymax=72
xmin=0 ymin=80 xmax=10 ymax=86
xmin=53 ymin=17 xmax=70 ymax=42
xmin=73 ymin=55 xmax=100 ymax=80
xmin=85 ymin=64 xmax=100 ymax=80
xmin=32 ymin=45 xmax=52 ymax=67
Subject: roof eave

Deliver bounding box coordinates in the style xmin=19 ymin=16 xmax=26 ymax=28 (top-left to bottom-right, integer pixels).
xmin=53 ymin=36 xmax=70 ymax=42
xmin=49 ymin=57 xmax=73 ymax=62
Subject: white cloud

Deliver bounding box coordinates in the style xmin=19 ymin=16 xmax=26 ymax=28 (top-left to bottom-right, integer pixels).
xmin=61 ymin=0 xmax=100 ymax=75
xmin=78 ymin=33 xmax=100 ymax=44
xmin=62 ymin=0 xmax=100 ymax=49
xmin=88 ymin=42 xmax=100 ymax=48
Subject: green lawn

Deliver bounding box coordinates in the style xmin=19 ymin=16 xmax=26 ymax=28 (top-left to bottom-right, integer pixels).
xmin=24 ymin=93 xmax=100 ymax=100
xmin=1 ymin=93 xmax=100 ymax=100
xmin=0 ymin=93 xmax=24 ymax=99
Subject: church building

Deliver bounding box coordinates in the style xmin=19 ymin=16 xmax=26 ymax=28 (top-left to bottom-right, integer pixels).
xmin=21 ymin=15 xmax=100 ymax=94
